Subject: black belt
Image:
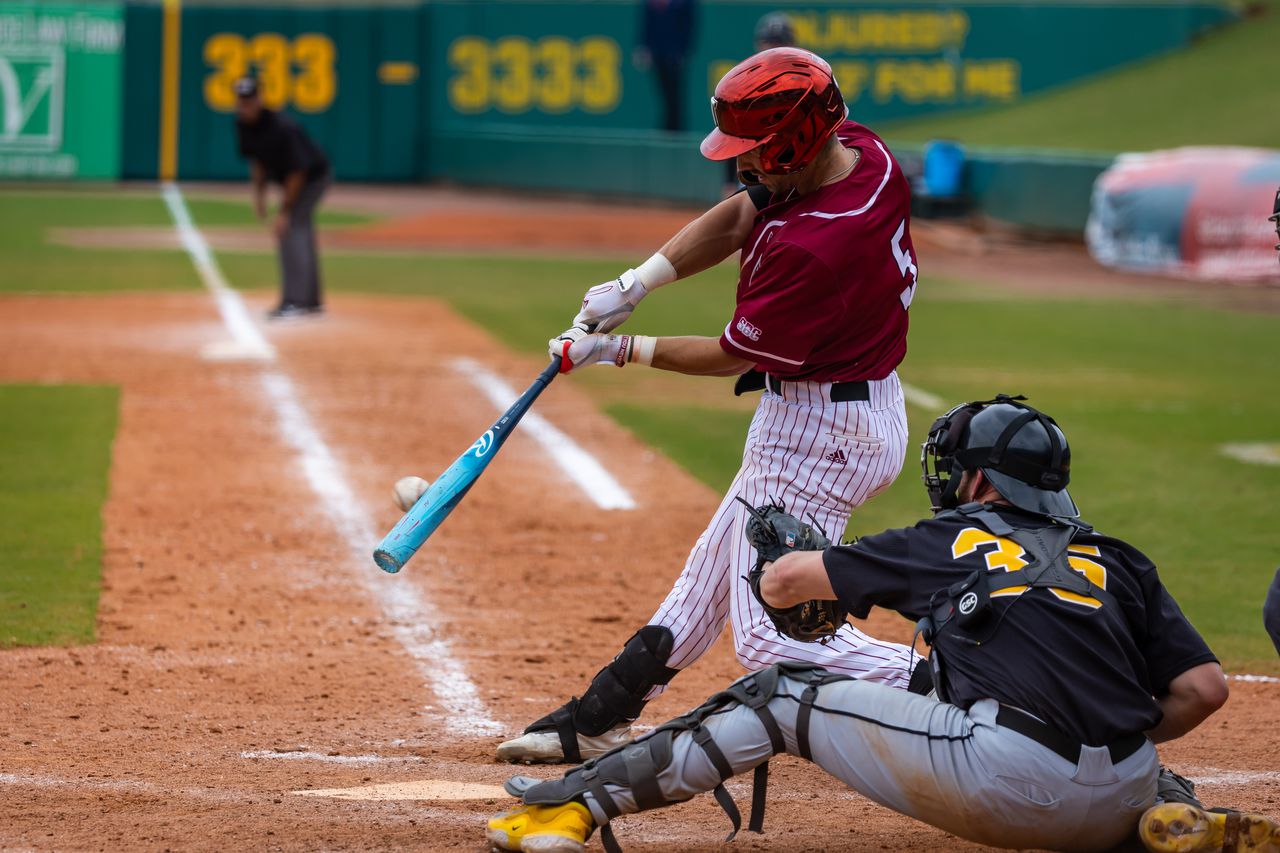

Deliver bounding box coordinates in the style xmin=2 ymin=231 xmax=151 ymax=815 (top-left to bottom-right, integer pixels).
xmin=732 ymin=370 xmax=870 ymax=403
xmin=996 ymin=706 xmax=1148 ymax=765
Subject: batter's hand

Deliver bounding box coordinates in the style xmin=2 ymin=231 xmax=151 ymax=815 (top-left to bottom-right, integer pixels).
xmin=574 ymin=270 xmax=649 ymax=334
xmin=549 ymin=326 xmax=634 ymax=374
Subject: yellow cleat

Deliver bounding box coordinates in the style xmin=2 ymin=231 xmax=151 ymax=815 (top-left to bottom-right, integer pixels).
xmin=486 ymin=801 xmax=594 ymax=853
xmin=1140 ymin=802 xmax=1280 ymax=852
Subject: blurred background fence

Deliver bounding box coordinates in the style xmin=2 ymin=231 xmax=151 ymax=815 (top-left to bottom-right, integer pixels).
xmin=0 ymin=0 xmax=1240 ymax=228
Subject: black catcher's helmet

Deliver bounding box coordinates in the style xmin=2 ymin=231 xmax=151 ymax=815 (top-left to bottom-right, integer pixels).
xmin=921 ymin=394 xmax=1078 ymax=518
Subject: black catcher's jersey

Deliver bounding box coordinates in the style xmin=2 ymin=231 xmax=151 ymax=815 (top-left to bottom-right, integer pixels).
xmin=236 ymin=109 xmax=330 ymax=185
xmin=824 ymin=504 xmax=1217 ymax=746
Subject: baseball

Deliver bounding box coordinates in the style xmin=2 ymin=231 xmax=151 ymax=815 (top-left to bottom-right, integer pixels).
xmin=393 ymin=475 xmax=430 ymax=512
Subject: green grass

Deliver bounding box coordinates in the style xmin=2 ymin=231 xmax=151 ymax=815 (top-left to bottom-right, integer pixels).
xmin=879 ymin=4 xmax=1279 ymax=152
xmin=0 ymin=189 xmax=370 ymax=293
xmin=0 ymin=191 xmax=200 ymax=292
xmin=0 ymin=385 xmax=119 ymax=647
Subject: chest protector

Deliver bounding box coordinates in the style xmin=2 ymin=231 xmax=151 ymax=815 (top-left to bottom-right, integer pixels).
xmin=915 ymin=503 xmax=1102 ymax=704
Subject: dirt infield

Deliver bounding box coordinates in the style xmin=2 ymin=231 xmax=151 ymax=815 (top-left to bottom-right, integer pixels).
xmin=2 ymin=187 xmax=1279 ymax=852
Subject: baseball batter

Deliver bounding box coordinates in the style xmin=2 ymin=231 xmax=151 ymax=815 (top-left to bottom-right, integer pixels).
xmin=485 ymin=398 xmax=1274 ymax=853
xmin=498 ymin=47 xmax=920 ymax=764
xmin=1267 ymin=192 xmax=1280 ymax=658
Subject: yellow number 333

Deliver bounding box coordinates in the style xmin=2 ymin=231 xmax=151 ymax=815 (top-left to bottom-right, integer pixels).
xmin=204 ymin=32 xmax=336 ymax=113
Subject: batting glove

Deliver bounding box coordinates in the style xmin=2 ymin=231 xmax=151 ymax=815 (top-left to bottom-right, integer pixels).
xmin=549 ymin=327 xmax=635 ymax=374
xmin=573 ymin=270 xmax=649 ymax=334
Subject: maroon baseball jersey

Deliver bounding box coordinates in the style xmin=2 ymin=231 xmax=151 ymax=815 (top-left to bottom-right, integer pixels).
xmin=719 ymin=121 xmax=918 ymax=382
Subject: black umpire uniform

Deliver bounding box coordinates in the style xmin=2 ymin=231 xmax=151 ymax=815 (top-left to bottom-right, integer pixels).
xmin=234 ymin=77 xmax=330 ymax=318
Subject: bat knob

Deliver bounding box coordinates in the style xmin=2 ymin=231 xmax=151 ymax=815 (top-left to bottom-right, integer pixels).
xmin=373 ymin=549 xmax=404 ymax=574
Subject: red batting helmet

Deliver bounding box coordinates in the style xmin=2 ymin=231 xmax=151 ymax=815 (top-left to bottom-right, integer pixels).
xmin=700 ymin=47 xmax=847 ymax=176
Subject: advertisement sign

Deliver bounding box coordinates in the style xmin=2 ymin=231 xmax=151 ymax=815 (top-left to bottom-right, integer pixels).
xmin=1087 ymin=147 xmax=1280 ymax=282
xmin=0 ymin=2 xmax=123 ymax=179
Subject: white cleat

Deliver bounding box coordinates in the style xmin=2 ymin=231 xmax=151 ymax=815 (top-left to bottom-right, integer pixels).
xmin=496 ymin=725 xmax=633 ymax=765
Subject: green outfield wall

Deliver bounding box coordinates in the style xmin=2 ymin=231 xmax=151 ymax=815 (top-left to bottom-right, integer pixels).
xmin=4 ymin=1 xmax=1232 ymax=233
xmin=426 ymin=1 xmax=1233 ymax=135
xmin=0 ymin=2 xmax=124 ymax=179
xmin=117 ymin=0 xmax=1230 ymax=186
xmin=122 ymin=1 xmax=423 ymax=181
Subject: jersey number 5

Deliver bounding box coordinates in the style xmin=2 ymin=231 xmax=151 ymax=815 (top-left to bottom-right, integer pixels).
xmin=892 ymin=219 xmax=917 ymax=310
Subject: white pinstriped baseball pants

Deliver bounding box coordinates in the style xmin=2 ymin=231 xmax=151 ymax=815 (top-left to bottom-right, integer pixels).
xmin=649 ymin=371 xmax=914 ymax=693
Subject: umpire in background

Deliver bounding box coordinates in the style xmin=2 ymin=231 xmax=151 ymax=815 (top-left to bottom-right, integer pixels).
xmin=234 ymin=75 xmax=330 ymax=319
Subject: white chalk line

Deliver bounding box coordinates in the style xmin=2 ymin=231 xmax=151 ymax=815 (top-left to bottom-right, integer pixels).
xmin=240 ymin=750 xmax=422 ymax=765
xmin=1220 ymin=442 xmax=1280 ymax=467
xmin=160 ymin=183 xmax=275 ymax=362
xmin=0 ymin=771 xmax=250 ymax=803
xmin=901 ymin=381 xmax=943 ymax=411
xmin=1181 ymin=768 xmax=1280 ymax=787
xmin=163 ymin=182 xmax=502 ymax=738
xmin=293 ymin=780 xmax=508 ymax=801
xmin=454 ymin=357 xmax=636 ymax=510
xmin=1229 ymin=673 xmax=1280 ymax=684
xmin=0 ymin=772 xmax=494 ymax=820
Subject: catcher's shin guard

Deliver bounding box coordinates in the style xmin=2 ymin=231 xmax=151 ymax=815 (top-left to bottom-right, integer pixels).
xmin=523 ymin=626 xmax=679 ymax=763
xmin=504 ymin=662 xmax=846 ymax=853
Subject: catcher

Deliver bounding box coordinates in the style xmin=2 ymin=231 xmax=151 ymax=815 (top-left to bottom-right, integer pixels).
xmin=486 ymin=396 xmax=1279 ymax=853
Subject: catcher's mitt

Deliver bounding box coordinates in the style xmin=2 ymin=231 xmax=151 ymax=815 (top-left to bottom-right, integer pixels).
xmin=737 ymin=498 xmax=847 ymax=643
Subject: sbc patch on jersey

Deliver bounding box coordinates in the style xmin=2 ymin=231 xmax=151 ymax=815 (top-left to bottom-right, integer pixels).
xmin=736 ymin=316 xmax=762 ymax=341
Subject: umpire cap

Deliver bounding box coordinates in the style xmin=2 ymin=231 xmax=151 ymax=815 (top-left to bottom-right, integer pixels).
xmin=754 ymin=12 xmax=796 ymax=49
xmin=233 ymin=75 xmax=259 ymax=98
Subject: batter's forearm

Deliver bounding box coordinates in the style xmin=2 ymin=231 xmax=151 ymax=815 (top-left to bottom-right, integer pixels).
xmin=648 ymin=336 xmax=754 ymax=377
xmin=658 ymin=191 xmax=758 ymax=279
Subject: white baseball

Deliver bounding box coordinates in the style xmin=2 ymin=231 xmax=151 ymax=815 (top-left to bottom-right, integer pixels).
xmin=393 ymin=475 xmax=431 ymax=512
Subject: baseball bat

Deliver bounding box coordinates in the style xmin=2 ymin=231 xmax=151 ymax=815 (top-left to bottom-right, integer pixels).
xmin=373 ymin=356 xmax=563 ymax=573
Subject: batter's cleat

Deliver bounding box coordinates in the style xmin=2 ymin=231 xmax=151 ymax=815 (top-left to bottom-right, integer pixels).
xmin=1140 ymin=802 xmax=1280 ymax=852
xmin=495 ymin=724 xmax=632 ymax=765
xmin=486 ymin=802 xmax=593 ymax=853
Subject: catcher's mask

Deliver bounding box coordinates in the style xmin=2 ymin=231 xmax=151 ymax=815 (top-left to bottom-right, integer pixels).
xmin=700 ymin=47 xmax=847 ymax=183
xmin=921 ymin=394 xmax=1079 ymax=519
